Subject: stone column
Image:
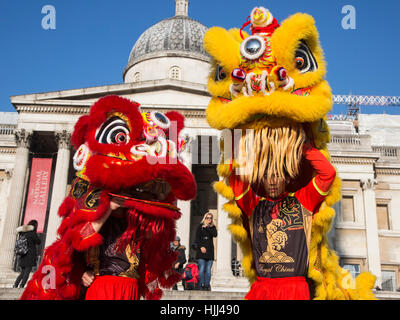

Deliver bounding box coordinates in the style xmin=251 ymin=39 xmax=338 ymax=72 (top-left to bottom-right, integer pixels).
xmin=0 ymin=169 xmax=13 ymax=252
xmin=0 ymin=129 xmax=32 ymax=271
xmin=361 ymin=178 xmax=382 ymax=288
xmin=215 ymin=193 xmax=233 ymax=276
xmin=45 ymin=131 xmax=71 ymax=247
xmin=211 ymin=192 xmax=239 ymax=291
xmin=176 ymin=133 xmax=193 ymax=252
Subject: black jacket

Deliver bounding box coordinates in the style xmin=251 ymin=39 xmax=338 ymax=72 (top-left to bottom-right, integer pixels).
xmin=194 ymin=224 xmax=217 ymax=260
xmin=172 ymin=245 xmax=187 ymax=273
xmin=17 ymin=225 xmax=41 ymax=268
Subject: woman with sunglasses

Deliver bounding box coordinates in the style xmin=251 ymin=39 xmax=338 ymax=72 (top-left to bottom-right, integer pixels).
xmin=194 ymin=212 xmax=218 ymax=291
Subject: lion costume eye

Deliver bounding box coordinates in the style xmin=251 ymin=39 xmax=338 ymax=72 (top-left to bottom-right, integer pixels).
xmin=294 ymin=41 xmax=318 ymax=73
xmin=150 ymin=111 xmax=170 ymax=130
xmin=214 ymin=65 xmax=227 ymax=82
xmin=240 ymin=35 xmax=266 ymax=60
xmin=95 ymin=116 xmax=130 ymax=145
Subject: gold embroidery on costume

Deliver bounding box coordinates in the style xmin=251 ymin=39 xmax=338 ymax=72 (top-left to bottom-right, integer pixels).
xmin=119 ymin=244 xmax=140 ymax=279
xmin=72 ymin=179 xmax=89 ymax=199
xmin=259 ymin=218 xmax=294 ymax=263
xmin=278 ymin=199 xmax=303 ymax=232
xmin=258 ymin=197 xmax=305 ymax=264
xmin=87 ymin=246 xmax=100 ymax=275
xmin=84 ymin=189 xmax=101 ymax=209
xmin=258 ymin=216 xmax=264 ymax=233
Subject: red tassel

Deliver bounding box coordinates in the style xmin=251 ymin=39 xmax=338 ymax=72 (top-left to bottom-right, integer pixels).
xmin=240 ymin=15 xmax=251 ymax=39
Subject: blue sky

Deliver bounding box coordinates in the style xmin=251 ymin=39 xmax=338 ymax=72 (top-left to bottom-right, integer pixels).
xmin=0 ymin=0 xmax=399 ymax=115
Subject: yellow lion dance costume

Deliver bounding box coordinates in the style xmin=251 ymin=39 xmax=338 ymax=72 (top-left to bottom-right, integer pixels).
xmin=204 ymin=6 xmax=376 ymax=299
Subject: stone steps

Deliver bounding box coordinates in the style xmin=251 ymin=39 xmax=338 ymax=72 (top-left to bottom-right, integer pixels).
xmin=0 ymin=288 xmax=245 ymax=300
xmin=0 ymin=288 xmax=23 ymax=300
xmin=0 ymin=272 xmax=20 ymax=288
xmin=162 ymin=289 xmax=245 ymax=300
xmin=1 ymin=287 xmax=399 ymax=300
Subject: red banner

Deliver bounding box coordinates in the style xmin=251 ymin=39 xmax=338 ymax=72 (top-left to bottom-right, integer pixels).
xmin=23 ymin=158 xmax=53 ymax=233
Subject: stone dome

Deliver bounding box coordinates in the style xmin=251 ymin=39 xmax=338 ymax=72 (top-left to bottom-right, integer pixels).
xmin=125 ymin=15 xmax=209 ymax=72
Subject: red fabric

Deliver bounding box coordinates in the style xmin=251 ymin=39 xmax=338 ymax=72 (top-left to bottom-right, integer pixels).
xmin=85 ymin=275 xmax=140 ymax=300
xmin=116 ymin=196 xmax=181 ymax=220
xmin=251 ymin=18 xmax=280 ymax=35
xmin=302 ymin=144 xmax=336 ymax=193
xmin=230 ymin=146 xmax=336 ymax=216
xmin=240 ymin=16 xmax=251 ymax=39
xmin=164 ymin=111 xmax=185 ymax=138
xmin=245 ymin=276 xmax=310 ymax=300
xmin=85 ymin=155 xmax=196 ymax=199
xmin=183 ymin=264 xmax=199 ymax=283
xmin=295 ymin=145 xmax=336 ymax=213
xmin=295 ymin=183 xmax=325 ymax=214
xmin=229 ymin=174 xmax=260 ymax=217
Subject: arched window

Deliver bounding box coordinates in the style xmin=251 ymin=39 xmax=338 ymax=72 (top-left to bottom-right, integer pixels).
xmin=169 ymin=66 xmax=181 ymax=80
xmin=134 ymin=72 xmax=141 ymax=82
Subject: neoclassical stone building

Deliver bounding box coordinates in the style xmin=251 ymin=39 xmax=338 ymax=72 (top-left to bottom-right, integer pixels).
xmin=327 ymin=116 xmax=400 ymax=299
xmin=0 ymin=0 xmax=399 ymax=298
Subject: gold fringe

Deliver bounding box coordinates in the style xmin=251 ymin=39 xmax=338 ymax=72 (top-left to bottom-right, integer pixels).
xmin=238 ymin=124 xmax=305 ymax=185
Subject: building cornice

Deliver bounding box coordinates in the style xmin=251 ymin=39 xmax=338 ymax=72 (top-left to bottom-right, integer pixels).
xmin=12 ymin=104 xmax=208 ymax=117
xmin=11 ymin=79 xmax=210 ymax=111
xmin=0 ymin=147 xmax=16 ymax=154
xmin=331 ymin=156 xmax=378 ymax=165
xmin=375 ymin=168 xmax=400 ymax=175
xmin=14 ymin=105 xmax=90 ymax=114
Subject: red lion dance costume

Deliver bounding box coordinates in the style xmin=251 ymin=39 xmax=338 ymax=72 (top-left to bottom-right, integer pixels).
xmin=21 ymin=95 xmax=196 ymax=300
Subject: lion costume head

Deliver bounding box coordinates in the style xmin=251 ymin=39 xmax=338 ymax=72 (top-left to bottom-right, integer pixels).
xmin=21 ymin=95 xmax=196 ymax=300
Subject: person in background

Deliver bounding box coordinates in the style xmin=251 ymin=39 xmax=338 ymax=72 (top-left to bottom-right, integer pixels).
xmin=14 ymin=220 xmax=41 ymax=288
xmin=170 ymin=236 xmax=187 ymax=290
xmin=182 ymin=257 xmax=199 ymax=290
xmin=194 ymin=212 xmax=217 ymax=291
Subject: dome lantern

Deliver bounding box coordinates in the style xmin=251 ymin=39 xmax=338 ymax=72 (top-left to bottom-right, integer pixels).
xmin=123 ymin=0 xmax=210 ymax=84
xmin=175 ymin=0 xmax=189 ymax=16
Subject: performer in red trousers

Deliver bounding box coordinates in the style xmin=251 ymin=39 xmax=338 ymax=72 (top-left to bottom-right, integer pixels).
xmin=229 ymin=142 xmax=336 ymax=300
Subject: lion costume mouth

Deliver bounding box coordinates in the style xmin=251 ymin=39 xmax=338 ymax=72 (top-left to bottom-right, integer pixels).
xmin=111 ymin=179 xmax=172 ymax=202
xmin=108 ymin=191 xmax=181 ymax=220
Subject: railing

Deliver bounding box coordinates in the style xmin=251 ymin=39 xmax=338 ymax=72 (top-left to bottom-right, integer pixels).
xmin=330 ymin=135 xmax=400 ymax=161
xmin=372 ymin=146 xmax=399 ymax=158
xmin=0 ymin=125 xmax=16 ymax=135
xmin=330 ymin=135 xmax=361 ymax=145
xmin=333 ymin=95 xmax=400 ymax=106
